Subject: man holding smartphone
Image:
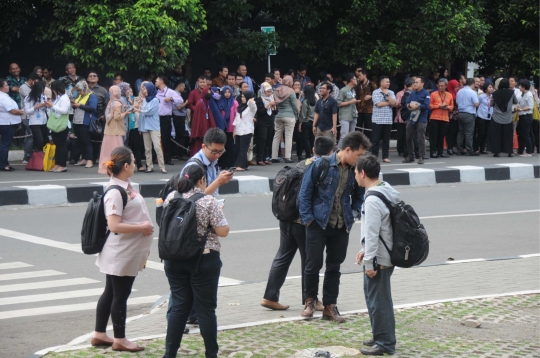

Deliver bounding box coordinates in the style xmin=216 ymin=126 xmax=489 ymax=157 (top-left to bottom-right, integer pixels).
xmin=156 ymin=75 xmax=182 ymax=165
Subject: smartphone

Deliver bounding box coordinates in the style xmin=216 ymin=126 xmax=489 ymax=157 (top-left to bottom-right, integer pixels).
xmin=217 ymin=199 xmax=225 ymax=207
xmin=228 ymin=167 xmax=237 ymax=172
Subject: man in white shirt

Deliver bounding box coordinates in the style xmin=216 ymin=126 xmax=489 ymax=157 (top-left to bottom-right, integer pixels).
xmin=19 ymin=72 xmax=41 ymax=163
xmin=0 ymin=78 xmax=24 ymax=171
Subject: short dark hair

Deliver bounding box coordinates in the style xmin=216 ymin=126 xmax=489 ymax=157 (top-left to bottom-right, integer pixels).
xmin=510 ymin=76 xmax=519 ymax=83
xmin=357 ymin=68 xmax=368 ymax=76
xmin=265 ymin=73 xmax=275 ymax=80
xmin=343 ymin=72 xmax=355 ymax=82
xmin=355 ymin=155 xmax=380 ymax=179
xmin=314 ymin=136 xmax=334 ymax=156
xmin=156 ymin=75 xmax=167 ymax=83
xmin=298 ymin=64 xmax=307 ymax=71
xmin=0 ymin=78 xmax=6 ymax=88
xmin=482 ymin=82 xmax=492 ymax=92
xmin=198 ymin=75 xmax=206 ymax=81
xmin=43 ymin=66 xmax=52 ymax=72
xmin=416 ymin=76 xmax=425 ymax=84
xmin=203 ymin=128 xmax=227 ymax=145
xmin=320 ymin=82 xmax=333 ymax=92
xmin=519 ymin=79 xmax=531 ymax=90
xmin=227 ymin=72 xmax=236 ymax=78
xmin=218 ymin=65 xmax=228 ymax=73
xmin=379 ymin=76 xmax=389 ymax=85
xmin=452 ymin=72 xmax=464 ymax=81
xmin=465 ymin=78 xmax=475 ymax=86
xmin=341 ymin=131 xmax=371 ymax=152
xmin=87 ymin=70 xmax=99 ymax=78
xmin=51 ymin=80 xmax=66 ymax=96
xmin=27 ymin=72 xmax=40 ymax=81
xmin=203 ymin=67 xmax=211 ymax=73
xmin=272 ymin=68 xmax=280 ymax=74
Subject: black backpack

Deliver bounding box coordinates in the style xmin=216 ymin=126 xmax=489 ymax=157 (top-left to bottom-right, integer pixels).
xmin=158 ymin=192 xmax=207 ymax=261
xmin=272 ymin=157 xmax=330 ymax=222
xmin=400 ymin=90 xmax=411 ymax=121
xmin=81 ymin=185 xmax=128 ymax=255
xmin=364 ymin=191 xmax=429 ymax=268
xmin=156 ymin=157 xmax=209 ymax=225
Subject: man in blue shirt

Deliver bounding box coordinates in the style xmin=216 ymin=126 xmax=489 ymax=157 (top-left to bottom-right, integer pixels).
xmin=455 ymin=78 xmax=480 ymax=156
xmin=404 ymin=76 xmax=431 ymax=164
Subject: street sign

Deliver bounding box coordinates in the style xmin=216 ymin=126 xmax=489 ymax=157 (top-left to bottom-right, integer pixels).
xmin=261 ymin=26 xmax=276 ymax=56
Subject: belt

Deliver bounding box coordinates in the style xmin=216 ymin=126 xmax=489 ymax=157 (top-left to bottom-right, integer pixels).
xmin=379 ymin=265 xmax=390 ymax=270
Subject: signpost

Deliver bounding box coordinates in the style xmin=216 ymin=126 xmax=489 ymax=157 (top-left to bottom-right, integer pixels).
xmin=261 ymin=26 xmax=276 ymax=73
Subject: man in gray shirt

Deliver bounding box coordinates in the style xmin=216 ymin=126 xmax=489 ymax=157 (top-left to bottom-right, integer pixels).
xmin=337 ymin=72 xmax=360 ymax=149
xmin=19 ymin=72 xmax=41 ymax=163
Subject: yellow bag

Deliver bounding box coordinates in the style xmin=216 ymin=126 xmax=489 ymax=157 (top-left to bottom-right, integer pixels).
xmin=513 ymin=111 xmax=519 ymax=122
xmin=43 ymin=143 xmax=56 ymax=172
xmin=533 ymin=100 xmax=540 ymax=121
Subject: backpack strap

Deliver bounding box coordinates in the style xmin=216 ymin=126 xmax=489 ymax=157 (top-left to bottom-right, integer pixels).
xmin=104 ymin=185 xmax=128 ymax=209
xmin=364 ymin=190 xmax=393 ymax=256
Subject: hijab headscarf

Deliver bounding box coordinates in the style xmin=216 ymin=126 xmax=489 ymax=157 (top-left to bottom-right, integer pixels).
xmin=209 ymin=86 xmax=226 ymax=130
xmin=105 ymin=85 xmax=122 ymax=121
xmin=492 ymin=79 xmax=514 ymax=112
xmin=74 ymin=81 xmax=90 ymax=96
xmin=219 ymin=85 xmax=236 ymax=125
xmin=274 ymin=75 xmax=295 ymax=104
xmin=144 ymin=83 xmax=157 ymax=103
xmin=117 ymin=82 xmax=131 ymax=98
xmin=237 ymin=90 xmax=255 ymax=117
xmin=191 ymin=87 xmax=216 ymax=139
xmin=260 ymin=82 xmax=276 ymax=115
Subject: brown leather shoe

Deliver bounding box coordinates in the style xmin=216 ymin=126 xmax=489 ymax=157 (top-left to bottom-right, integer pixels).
xmin=363 ymin=338 xmax=375 ymax=346
xmin=261 ymin=298 xmax=290 ymax=310
xmin=315 ymin=299 xmax=324 ymax=311
xmin=91 ymin=337 xmax=113 ymax=347
xmin=111 ymin=343 xmax=144 ymax=352
xmin=322 ymin=304 xmax=345 ymax=323
xmin=302 ymin=298 xmax=316 ymax=318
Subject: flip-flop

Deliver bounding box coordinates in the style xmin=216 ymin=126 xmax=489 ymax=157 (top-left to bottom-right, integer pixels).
xmin=145 ymin=169 xmax=154 ymax=173
xmin=3 ymin=167 xmax=15 ymax=172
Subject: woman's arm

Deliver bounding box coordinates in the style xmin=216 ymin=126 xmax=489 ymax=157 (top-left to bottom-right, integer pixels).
xmin=140 ymin=99 xmax=159 ymax=115
xmin=24 ymin=99 xmax=36 ymax=115
xmin=290 ymin=93 xmax=299 ymax=118
xmin=78 ymin=94 xmax=97 ymax=113
xmin=107 ymin=215 xmax=154 ymax=236
xmin=53 ymin=95 xmax=71 ymax=115
xmin=214 ymin=225 xmax=230 ymax=237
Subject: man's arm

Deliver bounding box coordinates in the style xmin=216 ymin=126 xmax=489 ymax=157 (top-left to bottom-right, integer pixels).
xmin=350 ymin=183 xmax=365 ymax=219
xmin=362 ymin=199 xmax=384 ymax=271
xmin=299 ymin=160 xmax=318 ymax=225
xmin=419 ymin=93 xmax=430 ymax=110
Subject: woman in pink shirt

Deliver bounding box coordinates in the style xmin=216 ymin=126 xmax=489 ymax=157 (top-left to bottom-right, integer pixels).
xmin=92 ymin=146 xmax=154 ymax=352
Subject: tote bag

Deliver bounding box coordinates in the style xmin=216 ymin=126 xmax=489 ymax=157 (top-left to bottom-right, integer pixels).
xmin=25 ymin=151 xmax=44 ymax=171
xmin=47 ymin=112 xmax=69 ymax=133
xmin=43 ymin=144 xmax=56 ymax=172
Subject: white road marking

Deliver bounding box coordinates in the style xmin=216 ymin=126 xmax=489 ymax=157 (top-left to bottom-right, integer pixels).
xmin=229 ymin=227 xmax=280 ymax=234
xmin=0 ymin=295 xmax=161 ymax=320
xmin=382 ymin=161 xmax=446 ymax=166
xmin=420 ymin=209 xmax=540 ymax=220
xmin=520 ymin=253 xmax=540 ymax=258
xmin=0 ymin=262 xmax=33 ymax=270
xmin=0 ymin=288 xmax=125 ymax=306
xmin=0 ymin=228 xmax=81 ymax=253
xmin=0 ymin=278 xmax=99 ymax=293
xmin=0 ymin=270 xmax=65 ymax=282
xmin=0 ymin=177 xmax=102 ymax=184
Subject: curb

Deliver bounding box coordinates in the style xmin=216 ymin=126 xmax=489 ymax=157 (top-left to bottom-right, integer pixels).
xmin=2 ymin=163 xmax=539 ymax=207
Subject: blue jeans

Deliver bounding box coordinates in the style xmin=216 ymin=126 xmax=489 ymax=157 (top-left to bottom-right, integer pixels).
xmin=0 ymin=124 xmax=18 ymax=168
xmin=363 ymin=265 xmax=396 ymax=354
xmin=164 ymin=251 xmax=222 ymax=358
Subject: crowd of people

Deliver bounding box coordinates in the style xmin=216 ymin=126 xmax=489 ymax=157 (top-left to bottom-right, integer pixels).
xmin=0 ymin=62 xmax=538 ymax=173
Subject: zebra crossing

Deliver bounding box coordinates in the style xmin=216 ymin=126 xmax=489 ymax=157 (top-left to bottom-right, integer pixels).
xmin=0 ymin=259 xmax=160 ymax=320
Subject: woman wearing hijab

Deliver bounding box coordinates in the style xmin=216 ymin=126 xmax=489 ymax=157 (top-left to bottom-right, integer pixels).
xmin=298 ymin=85 xmax=317 ymax=158
xmin=136 ymin=82 xmax=167 ymax=173
xmin=209 ymin=87 xmax=226 ymax=131
xmin=129 ymin=81 xmax=148 ymax=172
xmin=190 ymin=87 xmax=216 ymax=156
xmin=117 ymin=82 xmax=133 ymax=143
xmin=233 ymin=90 xmax=257 ymax=171
xmin=71 ymin=81 xmax=97 ymax=168
xmin=255 ymin=82 xmax=278 ymax=166
xmin=215 ymin=85 xmax=238 ymax=168
xmin=488 ymin=79 xmax=518 ymax=157
xmin=271 ymin=75 xmax=298 ymax=163
xmin=98 ymin=86 xmax=129 ymax=174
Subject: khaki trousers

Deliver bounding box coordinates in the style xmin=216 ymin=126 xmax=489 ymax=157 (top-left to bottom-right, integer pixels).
xmin=271 ymin=116 xmax=296 ymax=160
xmin=142 ymin=130 xmax=165 ymax=170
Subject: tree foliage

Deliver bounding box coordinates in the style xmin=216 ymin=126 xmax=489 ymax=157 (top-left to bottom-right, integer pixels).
xmin=0 ymin=0 xmax=37 ymax=53
xmin=38 ymin=0 xmax=206 ymax=76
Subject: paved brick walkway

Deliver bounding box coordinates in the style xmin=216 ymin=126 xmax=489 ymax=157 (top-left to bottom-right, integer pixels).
xmin=71 ymin=257 xmax=539 ymax=346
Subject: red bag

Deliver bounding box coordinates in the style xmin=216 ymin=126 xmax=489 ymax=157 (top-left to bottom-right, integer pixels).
xmin=25 ymin=151 xmax=45 ymax=171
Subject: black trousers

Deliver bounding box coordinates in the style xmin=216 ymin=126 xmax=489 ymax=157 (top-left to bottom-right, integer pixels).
xmin=447 ymin=118 xmax=459 ymax=150
xmin=488 ymin=121 xmax=513 ymax=154
xmin=172 ymin=115 xmax=189 ymax=158
xmin=218 ymin=132 xmax=236 ymax=168
xmin=532 ymin=120 xmax=540 ymax=152
xmin=160 ymin=115 xmax=173 ymax=162
xmin=304 ymin=222 xmax=349 ymax=305
xmin=473 ymin=118 xmax=490 ymax=152
xmin=255 ymin=126 xmax=272 ymax=162
xmin=429 ymin=120 xmax=448 ymax=155
xmin=370 ymin=123 xmax=391 ymax=159
xmin=395 ymin=122 xmax=406 ymax=156
xmin=50 ymin=128 xmax=69 ymax=167
xmin=30 ymin=124 xmax=49 ymax=152
xmin=298 ymin=121 xmax=314 ymax=158
xmin=73 ymin=124 xmax=93 ymax=161
xmin=264 ymin=221 xmax=307 ymax=304
xmin=518 ymin=114 xmax=533 ymax=154
xmin=95 ymin=274 xmax=136 ymax=338
xmin=234 ymin=133 xmax=253 ymax=169
xmin=357 ymin=113 xmax=373 ymax=141
xmin=128 ymin=128 xmax=144 ymax=168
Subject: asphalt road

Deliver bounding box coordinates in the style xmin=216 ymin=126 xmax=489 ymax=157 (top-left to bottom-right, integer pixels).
xmin=0 ymin=180 xmax=538 ymax=357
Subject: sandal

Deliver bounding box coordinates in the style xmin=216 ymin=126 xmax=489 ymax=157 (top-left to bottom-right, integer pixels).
xmin=145 ymin=168 xmax=154 ymax=173
xmin=161 ymin=169 xmax=168 ymax=174
xmin=257 ymin=161 xmax=266 ymax=166
xmin=383 ymin=158 xmax=391 ymax=163
xmin=3 ymin=166 xmax=15 ymax=172
xmin=236 ymin=168 xmax=246 ymax=171
xmin=138 ymin=167 xmax=146 ymax=172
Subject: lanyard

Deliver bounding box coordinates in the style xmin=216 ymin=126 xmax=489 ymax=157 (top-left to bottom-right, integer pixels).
xmin=199 ymin=98 xmax=209 ymax=119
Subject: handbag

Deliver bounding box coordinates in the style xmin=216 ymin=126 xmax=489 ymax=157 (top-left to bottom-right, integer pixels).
xmin=533 ymin=100 xmax=540 ymax=121
xmin=26 ymin=151 xmax=45 ymax=171
xmin=90 ymin=117 xmax=103 ymax=135
xmin=47 ymin=112 xmax=69 ymax=133
xmin=43 ymin=143 xmax=56 ymax=172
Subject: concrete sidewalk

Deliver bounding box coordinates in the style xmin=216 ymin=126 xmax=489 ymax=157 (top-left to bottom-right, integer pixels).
xmin=45 ymin=255 xmax=540 ymax=355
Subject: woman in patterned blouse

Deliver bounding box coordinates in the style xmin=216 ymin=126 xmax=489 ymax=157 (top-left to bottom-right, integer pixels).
xmin=163 ymin=164 xmax=229 ymax=358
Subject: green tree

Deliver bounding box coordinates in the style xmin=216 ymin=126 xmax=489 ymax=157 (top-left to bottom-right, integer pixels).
xmin=38 ymin=0 xmax=206 ymax=76
xmin=0 ymin=0 xmax=37 ymax=53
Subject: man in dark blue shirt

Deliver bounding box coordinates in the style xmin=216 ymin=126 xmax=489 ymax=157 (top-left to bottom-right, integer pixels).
xmin=312 ymin=82 xmax=338 ymax=144
xmin=403 ymin=76 xmax=431 ymax=164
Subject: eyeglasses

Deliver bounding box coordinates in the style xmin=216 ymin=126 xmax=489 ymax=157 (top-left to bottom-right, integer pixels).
xmin=88 ymin=75 xmax=97 ymax=77
xmin=205 ymin=146 xmax=226 ymax=155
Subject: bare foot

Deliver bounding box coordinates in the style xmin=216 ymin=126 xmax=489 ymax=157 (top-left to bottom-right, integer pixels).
xmin=93 ymin=331 xmax=113 ymax=344
xmin=114 ymin=338 xmax=139 ymax=349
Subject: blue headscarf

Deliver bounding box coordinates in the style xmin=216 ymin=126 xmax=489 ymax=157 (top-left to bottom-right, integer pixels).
xmin=219 ymin=86 xmax=236 ymax=126
xmin=144 ymin=83 xmax=157 ymax=103
xmin=209 ymin=87 xmax=226 ymax=130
